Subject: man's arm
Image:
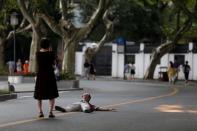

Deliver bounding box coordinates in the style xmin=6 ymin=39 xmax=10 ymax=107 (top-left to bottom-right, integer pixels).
xmin=95 ymin=107 xmax=116 ymax=111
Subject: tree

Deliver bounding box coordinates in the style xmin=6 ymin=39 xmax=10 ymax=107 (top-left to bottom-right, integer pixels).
xmin=84 ymin=10 xmax=113 ymax=63
xmin=17 ymin=0 xmax=56 ymax=73
xmin=36 ymin=0 xmax=112 ymax=77
xmin=0 ymin=0 xmax=27 ymax=70
xmin=144 ymin=0 xmax=195 ymax=79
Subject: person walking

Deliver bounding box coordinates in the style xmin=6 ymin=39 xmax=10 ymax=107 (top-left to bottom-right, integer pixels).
xmin=34 ymin=38 xmax=59 ymax=118
xmin=183 ymin=61 xmax=191 ymax=83
xmin=23 ymin=60 xmax=29 ymax=75
xmin=7 ymin=60 xmax=15 ymax=75
xmin=129 ymin=62 xmax=136 ymax=80
xmin=124 ymin=63 xmax=130 ymax=80
xmin=16 ymin=59 xmax=22 ymax=74
xmin=89 ymin=62 xmax=96 ymax=80
xmin=167 ymin=61 xmax=176 ymax=84
xmin=83 ymin=59 xmax=90 ymax=79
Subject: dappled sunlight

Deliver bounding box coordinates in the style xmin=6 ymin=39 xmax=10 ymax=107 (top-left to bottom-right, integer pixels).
xmin=155 ymin=105 xmax=197 ymax=114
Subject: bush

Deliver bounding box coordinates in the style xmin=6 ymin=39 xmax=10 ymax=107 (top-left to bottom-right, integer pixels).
xmin=0 ymin=67 xmax=9 ymax=76
xmin=60 ymin=72 xmax=76 ymax=80
xmin=0 ymin=89 xmax=9 ymax=95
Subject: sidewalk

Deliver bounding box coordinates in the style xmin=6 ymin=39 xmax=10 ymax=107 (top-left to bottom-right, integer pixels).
xmin=0 ymin=80 xmax=82 ymax=93
xmin=0 ymin=76 xmax=83 ymax=101
xmin=1 ymin=76 xmax=196 ymax=101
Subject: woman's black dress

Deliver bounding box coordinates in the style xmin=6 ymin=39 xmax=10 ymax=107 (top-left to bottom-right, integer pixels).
xmin=34 ymin=51 xmax=59 ymax=100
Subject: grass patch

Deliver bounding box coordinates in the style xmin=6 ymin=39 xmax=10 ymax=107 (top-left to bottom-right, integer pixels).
xmin=0 ymin=89 xmax=9 ymax=95
xmin=0 ymin=67 xmax=8 ymax=76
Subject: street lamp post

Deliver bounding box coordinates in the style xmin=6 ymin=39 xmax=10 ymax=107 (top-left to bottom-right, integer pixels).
xmin=10 ymin=12 xmax=18 ymax=70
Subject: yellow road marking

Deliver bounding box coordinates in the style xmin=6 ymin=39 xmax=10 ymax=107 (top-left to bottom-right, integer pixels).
xmin=103 ymin=87 xmax=179 ymax=108
xmin=0 ymin=112 xmax=75 ymax=128
xmin=0 ymin=87 xmax=179 ymax=128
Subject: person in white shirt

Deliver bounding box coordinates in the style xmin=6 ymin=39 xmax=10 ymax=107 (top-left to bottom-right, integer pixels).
xmin=16 ymin=59 xmax=22 ymax=74
xmin=55 ymin=93 xmax=116 ymax=113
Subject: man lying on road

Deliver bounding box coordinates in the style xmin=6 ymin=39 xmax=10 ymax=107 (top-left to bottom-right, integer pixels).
xmin=55 ymin=93 xmax=116 ymax=113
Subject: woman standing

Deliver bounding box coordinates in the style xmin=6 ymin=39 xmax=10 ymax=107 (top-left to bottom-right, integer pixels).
xmin=34 ymin=38 xmax=59 ymax=118
xmin=167 ymin=61 xmax=176 ymax=84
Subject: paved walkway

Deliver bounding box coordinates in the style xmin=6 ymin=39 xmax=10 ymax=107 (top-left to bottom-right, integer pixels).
xmin=0 ymin=79 xmax=197 ymax=131
xmin=0 ymin=76 xmax=83 ymax=101
xmin=0 ymin=76 xmax=83 ymax=92
xmin=1 ymin=76 xmax=196 ymax=92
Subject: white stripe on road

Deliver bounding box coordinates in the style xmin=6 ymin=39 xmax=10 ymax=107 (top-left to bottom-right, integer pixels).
xmin=18 ymin=91 xmax=70 ymax=99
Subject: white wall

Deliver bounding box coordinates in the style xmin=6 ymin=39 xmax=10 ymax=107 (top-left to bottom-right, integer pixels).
xmin=153 ymin=54 xmax=169 ymax=79
xmin=186 ymin=53 xmax=195 ymax=80
xmin=193 ymin=54 xmax=197 ymax=80
xmin=112 ymin=44 xmax=118 ymax=77
xmin=75 ymin=42 xmax=197 ymax=80
xmin=135 ymin=53 xmax=145 ymax=78
xmin=112 ymin=44 xmax=124 ymax=77
xmin=117 ymin=54 xmax=124 ymax=78
xmin=75 ymin=52 xmax=84 ymax=76
xmin=144 ymin=54 xmax=151 ymax=76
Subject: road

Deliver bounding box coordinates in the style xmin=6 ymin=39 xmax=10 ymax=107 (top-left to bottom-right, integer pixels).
xmin=0 ymin=79 xmax=197 ymax=131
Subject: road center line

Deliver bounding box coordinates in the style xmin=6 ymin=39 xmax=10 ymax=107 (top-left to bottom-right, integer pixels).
xmin=102 ymin=87 xmax=179 ymax=108
xmin=0 ymin=87 xmax=179 ymax=128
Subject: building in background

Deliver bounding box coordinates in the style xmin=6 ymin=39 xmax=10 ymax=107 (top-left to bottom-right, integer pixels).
xmin=75 ymin=41 xmax=197 ymax=80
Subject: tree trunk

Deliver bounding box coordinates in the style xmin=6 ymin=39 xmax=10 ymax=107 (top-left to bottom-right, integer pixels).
xmin=144 ymin=17 xmax=192 ymax=79
xmin=37 ymin=0 xmax=112 ymax=79
xmin=28 ymin=29 xmax=41 ymax=73
xmin=144 ymin=42 xmax=174 ymax=79
xmin=0 ymin=38 xmax=5 ymax=69
xmin=62 ymin=39 xmax=76 ymax=76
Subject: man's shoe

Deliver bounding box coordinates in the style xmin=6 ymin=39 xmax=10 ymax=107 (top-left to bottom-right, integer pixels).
xmin=55 ymin=106 xmax=66 ymax=112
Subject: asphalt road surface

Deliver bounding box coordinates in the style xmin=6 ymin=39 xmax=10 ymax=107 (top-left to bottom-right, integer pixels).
xmin=0 ymin=80 xmax=197 ymax=131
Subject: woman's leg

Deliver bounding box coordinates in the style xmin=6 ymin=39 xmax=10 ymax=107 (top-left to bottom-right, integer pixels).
xmin=37 ymin=100 xmax=44 ymax=117
xmin=38 ymin=100 xmax=43 ymax=113
xmin=49 ymin=99 xmax=55 ymax=118
xmin=49 ymin=99 xmax=55 ymax=112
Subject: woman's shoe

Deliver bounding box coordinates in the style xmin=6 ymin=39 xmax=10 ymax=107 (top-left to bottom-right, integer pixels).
xmin=49 ymin=112 xmax=55 ymax=118
xmin=38 ymin=112 xmax=44 ymax=118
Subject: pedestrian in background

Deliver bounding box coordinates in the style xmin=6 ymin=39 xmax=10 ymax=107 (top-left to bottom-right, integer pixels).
xmin=124 ymin=63 xmax=130 ymax=80
xmin=34 ymin=38 xmax=59 ymax=118
xmin=23 ymin=60 xmax=29 ymax=75
xmin=129 ymin=62 xmax=136 ymax=80
xmin=167 ymin=61 xmax=176 ymax=84
xmin=16 ymin=59 xmax=22 ymax=74
xmin=183 ymin=61 xmax=191 ymax=83
xmin=89 ymin=62 xmax=96 ymax=80
xmin=7 ymin=60 xmax=15 ymax=75
xmin=83 ymin=59 xmax=90 ymax=79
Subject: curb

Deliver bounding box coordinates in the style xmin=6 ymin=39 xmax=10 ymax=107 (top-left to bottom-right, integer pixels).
xmin=0 ymin=88 xmax=83 ymax=101
xmin=14 ymin=88 xmax=84 ymax=93
xmin=0 ymin=93 xmax=17 ymax=101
